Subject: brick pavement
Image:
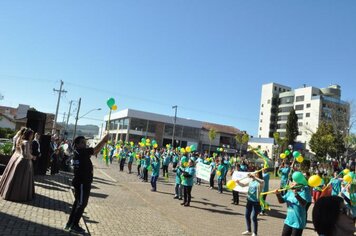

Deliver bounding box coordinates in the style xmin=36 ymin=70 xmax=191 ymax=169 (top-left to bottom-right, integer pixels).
xmin=0 ymin=171 xmax=83 ymax=236
xmin=0 ymin=158 xmax=318 ymax=236
xmin=85 ymin=158 xmax=317 ymax=236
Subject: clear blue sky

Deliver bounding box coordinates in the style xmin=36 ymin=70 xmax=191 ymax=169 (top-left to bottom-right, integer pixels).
xmin=0 ymin=1 xmax=355 ymax=136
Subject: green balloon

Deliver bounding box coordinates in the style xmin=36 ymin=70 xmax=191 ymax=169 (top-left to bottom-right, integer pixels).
xmin=292 ymin=171 xmax=307 ymax=185
xmin=107 ymin=98 xmax=115 ymax=109
xmin=285 ymin=150 xmax=290 ymax=156
xmin=190 ymin=144 xmax=196 ymax=151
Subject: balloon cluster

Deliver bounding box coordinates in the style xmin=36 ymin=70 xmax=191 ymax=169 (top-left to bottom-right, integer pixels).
xmin=216 ymin=147 xmax=224 ymax=152
xmin=279 ymin=149 xmax=304 ymax=163
xmin=106 ymin=97 xmax=117 ymax=110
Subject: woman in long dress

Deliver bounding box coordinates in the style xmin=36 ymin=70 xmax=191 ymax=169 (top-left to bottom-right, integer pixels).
xmin=0 ymin=128 xmax=36 ymax=202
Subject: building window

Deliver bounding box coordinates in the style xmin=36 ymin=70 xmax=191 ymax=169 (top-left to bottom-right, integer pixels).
xmin=279 ymin=88 xmax=282 ymax=92
xmin=298 ymin=122 xmax=303 ymax=127
xmin=260 ymin=119 xmax=263 ymax=123
xmin=279 ymin=96 xmax=294 ymax=104
xmin=306 ymin=113 xmax=310 ymax=117
xmin=297 ymin=113 xmax=303 ymax=119
xmin=306 ymin=103 xmax=311 ymax=108
xmin=261 ymin=112 xmax=263 ymax=115
xmin=261 ymin=104 xmax=264 ymax=107
xmin=267 ymin=99 xmax=271 ymax=104
xmin=259 ymin=127 xmax=262 ymax=131
xmin=274 ymin=86 xmax=277 ymax=91
xmin=295 ymin=104 xmax=304 ymax=111
xmin=295 ymin=95 xmax=305 ymax=102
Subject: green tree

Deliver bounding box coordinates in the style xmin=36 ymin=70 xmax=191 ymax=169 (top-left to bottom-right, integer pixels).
xmin=235 ymin=132 xmax=249 ymax=157
xmin=309 ymin=122 xmax=346 ymax=161
xmin=285 ymin=108 xmax=299 ymax=145
xmin=208 ymin=128 xmax=216 ymax=154
xmin=273 ymin=132 xmax=286 ymax=159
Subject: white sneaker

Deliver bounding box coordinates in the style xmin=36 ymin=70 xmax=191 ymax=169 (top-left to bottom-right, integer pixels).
xmin=252 ymin=233 xmax=258 ymax=236
xmin=241 ymin=231 xmax=252 ymax=235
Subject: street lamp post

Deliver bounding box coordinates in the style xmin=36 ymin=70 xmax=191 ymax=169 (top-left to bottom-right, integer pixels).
xmin=72 ymin=105 xmax=101 ymax=141
xmin=171 ymin=105 xmax=178 ymax=148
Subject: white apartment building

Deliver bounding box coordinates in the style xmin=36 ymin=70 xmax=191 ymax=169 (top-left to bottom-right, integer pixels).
xmin=258 ymin=83 xmax=349 ymax=149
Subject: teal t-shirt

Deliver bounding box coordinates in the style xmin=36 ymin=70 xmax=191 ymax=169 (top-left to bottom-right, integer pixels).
xmin=128 ymin=152 xmax=134 ymax=163
xmin=330 ymin=178 xmax=342 ymax=196
xmin=181 ymin=167 xmax=196 ymax=186
xmin=151 ymin=160 xmax=160 ymax=177
xmin=282 ymin=190 xmax=307 ymax=229
xmin=262 ymin=173 xmax=270 ymax=193
xmin=163 ymin=155 xmax=171 ymax=166
xmin=280 ymin=167 xmax=290 ymax=187
xmin=143 ymin=155 xmax=150 ymax=168
xmin=210 ymin=162 xmax=216 ymax=175
xmin=173 ymin=154 xmax=180 ymax=164
xmin=175 ymin=167 xmax=182 ymax=185
xmin=217 ymin=164 xmax=226 ymax=180
xmin=247 ymin=180 xmax=261 ymax=202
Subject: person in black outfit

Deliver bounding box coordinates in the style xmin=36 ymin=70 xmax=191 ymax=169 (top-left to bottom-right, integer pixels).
xmin=31 ymin=133 xmax=41 ymax=175
xmin=64 ymin=134 xmax=109 ymax=234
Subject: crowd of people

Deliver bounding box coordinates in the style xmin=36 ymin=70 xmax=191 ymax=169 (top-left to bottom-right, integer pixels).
xmin=109 ymin=140 xmax=356 ymax=236
xmin=0 ymin=129 xmax=355 ymax=235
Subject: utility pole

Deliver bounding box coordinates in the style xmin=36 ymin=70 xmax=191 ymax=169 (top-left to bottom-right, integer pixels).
xmin=52 ymin=80 xmax=67 ymax=134
xmin=72 ymin=98 xmax=81 ymax=141
xmin=65 ymin=100 xmax=73 ymax=136
xmin=171 ymin=105 xmax=178 ymax=148
xmin=62 ymin=112 xmax=66 ymax=124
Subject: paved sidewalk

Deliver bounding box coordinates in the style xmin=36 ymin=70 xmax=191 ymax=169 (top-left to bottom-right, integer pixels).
xmin=0 ymin=158 xmax=318 ymax=236
xmin=0 ymin=171 xmax=82 ymax=235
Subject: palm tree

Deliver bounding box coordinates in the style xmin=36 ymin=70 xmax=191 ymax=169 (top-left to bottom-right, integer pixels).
xmin=208 ymin=128 xmax=216 ymax=155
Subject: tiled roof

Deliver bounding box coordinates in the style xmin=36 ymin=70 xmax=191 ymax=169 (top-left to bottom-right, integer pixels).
xmin=202 ymin=122 xmax=240 ymax=135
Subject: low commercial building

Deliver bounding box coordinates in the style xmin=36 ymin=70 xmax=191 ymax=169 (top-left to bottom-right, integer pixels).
xmin=102 ymin=108 xmax=242 ymax=153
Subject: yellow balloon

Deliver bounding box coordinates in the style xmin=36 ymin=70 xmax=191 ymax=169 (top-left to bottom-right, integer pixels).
xmin=146 ymin=139 xmax=150 ymax=143
xmin=185 ymin=147 xmax=191 ymax=153
xmin=343 ymin=169 xmax=350 ymax=175
xmin=226 ymin=180 xmax=236 ymax=190
xmin=308 ymin=175 xmax=322 ymax=187
xmin=112 ymin=104 xmax=118 ymax=111
xmin=343 ymin=174 xmax=352 ymax=183
xmin=153 ymin=143 xmax=158 ymax=148
xmin=296 ymin=156 xmax=304 ymax=163
xmin=216 ymin=170 xmax=221 ymax=176
xmin=180 ymin=148 xmax=185 ymax=153
xmin=280 ymin=153 xmax=286 ymax=159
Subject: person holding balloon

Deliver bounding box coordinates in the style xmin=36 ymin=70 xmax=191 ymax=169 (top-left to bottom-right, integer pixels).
xmin=329 ymin=171 xmax=343 ymax=196
xmin=142 ymin=151 xmax=151 ymax=182
xmin=278 ymin=161 xmax=291 ymax=191
xmin=217 ymin=160 xmax=227 ymax=194
xmin=260 ymin=168 xmax=270 ymax=215
xmin=180 ymin=158 xmax=196 ymax=207
xmin=173 ymin=156 xmax=186 ymax=200
xmin=275 ymin=172 xmax=308 ymax=236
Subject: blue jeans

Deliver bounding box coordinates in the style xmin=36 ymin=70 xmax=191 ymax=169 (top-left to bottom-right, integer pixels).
xmin=218 ymin=178 xmax=223 ymax=193
xmin=175 ymin=183 xmax=182 ymax=198
xmin=245 ymin=200 xmax=261 ymax=234
xmin=151 ymin=175 xmax=158 ymax=191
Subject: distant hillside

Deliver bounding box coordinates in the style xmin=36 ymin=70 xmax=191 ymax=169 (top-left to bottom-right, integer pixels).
xmin=59 ymin=123 xmax=99 ymax=138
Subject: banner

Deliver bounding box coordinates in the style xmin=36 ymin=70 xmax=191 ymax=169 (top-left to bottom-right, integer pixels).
xmin=196 ymin=162 xmax=211 ymax=182
xmin=231 ymin=171 xmax=253 ymax=193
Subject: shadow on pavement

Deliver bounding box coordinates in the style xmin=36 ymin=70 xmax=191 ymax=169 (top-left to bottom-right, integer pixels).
xmin=191 ymin=200 xmax=227 ymax=208
xmin=266 ymin=209 xmax=286 ymax=220
xmin=35 ymin=183 xmax=67 ymax=192
xmin=0 ymin=212 xmax=71 ymax=235
xmin=90 ymin=192 xmax=109 ymax=199
xmin=189 ymin=205 xmax=243 ymax=216
xmin=156 ymin=190 xmax=175 ymax=196
xmin=25 ymin=193 xmax=71 ymax=213
xmin=83 ymin=216 xmax=99 ymax=224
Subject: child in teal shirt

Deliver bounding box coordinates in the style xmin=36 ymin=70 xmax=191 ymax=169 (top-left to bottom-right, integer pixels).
xmin=150 ymin=157 xmax=160 ymax=192
xmin=181 ymin=159 xmax=196 ymax=207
